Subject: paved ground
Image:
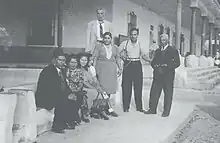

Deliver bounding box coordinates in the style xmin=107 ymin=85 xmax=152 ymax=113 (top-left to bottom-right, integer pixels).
xmin=37 ymin=85 xmax=212 ymax=143
xmin=37 ymin=65 xmax=220 ymax=143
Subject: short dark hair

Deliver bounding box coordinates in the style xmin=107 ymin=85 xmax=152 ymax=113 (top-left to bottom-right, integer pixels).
xmin=66 ymin=53 xmax=77 ymax=64
xmin=103 ymin=32 xmax=112 ymax=39
xmin=76 ymin=52 xmax=91 ymax=70
xmin=53 ymin=48 xmax=65 ymax=59
xmin=130 ymin=27 xmax=139 ymax=35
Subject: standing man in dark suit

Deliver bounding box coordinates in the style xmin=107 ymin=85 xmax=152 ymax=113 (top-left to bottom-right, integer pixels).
xmin=35 ymin=48 xmax=73 ymax=133
xmin=145 ymin=34 xmax=180 ymax=117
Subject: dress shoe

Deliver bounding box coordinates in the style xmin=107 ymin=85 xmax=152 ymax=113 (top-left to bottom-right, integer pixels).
xmin=109 ymin=111 xmax=118 ymax=117
xmin=99 ymin=111 xmax=109 ymax=120
xmin=124 ymin=109 xmax=129 ymax=112
xmin=82 ymin=118 xmax=90 ymax=123
xmin=161 ymin=112 xmax=169 ymax=117
xmin=137 ymin=109 xmax=145 ymax=113
xmin=51 ymin=127 xmax=65 ymax=133
xmin=90 ymin=112 xmax=101 ymax=119
xmin=81 ymin=115 xmax=90 ymax=123
xmin=65 ymin=122 xmax=75 ymax=130
xmin=144 ymin=109 xmax=157 ymax=115
xmin=74 ymin=121 xmax=80 ymax=126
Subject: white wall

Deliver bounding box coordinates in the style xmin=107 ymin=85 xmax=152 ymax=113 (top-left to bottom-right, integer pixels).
xmin=112 ymin=0 xmax=201 ymax=56
xmin=62 ymin=0 xmax=113 ymax=48
xmin=0 ymin=0 xmax=201 ymax=56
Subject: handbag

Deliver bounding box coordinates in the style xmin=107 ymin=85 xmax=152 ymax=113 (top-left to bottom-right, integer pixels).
xmin=91 ymin=92 xmax=108 ymax=113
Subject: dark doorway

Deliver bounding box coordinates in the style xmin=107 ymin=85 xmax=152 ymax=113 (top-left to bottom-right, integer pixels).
xmin=27 ymin=0 xmax=56 ymax=45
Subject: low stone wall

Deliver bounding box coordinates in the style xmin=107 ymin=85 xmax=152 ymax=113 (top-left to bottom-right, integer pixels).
xmin=0 ymin=92 xmax=17 ymax=143
xmin=185 ymin=55 xmax=215 ymax=68
xmin=165 ymin=106 xmax=220 ymax=143
xmin=0 ymin=68 xmax=41 ymax=88
xmin=9 ymin=88 xmax=37 ymax=143
xmin=143 ymin=65 xmax=220 ymax=90
xmin=0 ymin=67 xmax=121 ymax=142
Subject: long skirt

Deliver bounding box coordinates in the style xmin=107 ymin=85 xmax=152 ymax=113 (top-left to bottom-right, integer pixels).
xmin=95 ymin=60 xmax=117 ymax=94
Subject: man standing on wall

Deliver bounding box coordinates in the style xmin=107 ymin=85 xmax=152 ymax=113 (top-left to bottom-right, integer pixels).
xmin=119 ymin=28 xmax=148 ymax=113
xmin=86 ymin=8 xmax=113 ymax=54
xmin=145 ymin=34 xmax=180 ymax=117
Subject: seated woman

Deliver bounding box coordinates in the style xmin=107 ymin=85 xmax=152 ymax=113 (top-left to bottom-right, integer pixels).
xmin=66 ymin=54 xmax=90 ymax=124
xmin=76 ymin=52 xmax=110 ymax=120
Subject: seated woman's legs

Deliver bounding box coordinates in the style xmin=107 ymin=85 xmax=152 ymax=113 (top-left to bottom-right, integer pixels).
xmin=76 ymin=91 xmax=90 ymax=123
xmin=81 ymin=94 xmax=90 ymax=123
xmin=65 ymin=100 xmax=77 ymax=129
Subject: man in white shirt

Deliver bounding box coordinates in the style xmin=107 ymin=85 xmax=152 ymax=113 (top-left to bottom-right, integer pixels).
xmin=119 ymin=28 xmax=148 ymax=113
xmin=86 ymin=8 xmax=113 ymax=54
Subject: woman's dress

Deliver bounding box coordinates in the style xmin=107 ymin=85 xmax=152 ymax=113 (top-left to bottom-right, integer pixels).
xmin=93 ymin=43 xmax=121 ymax=94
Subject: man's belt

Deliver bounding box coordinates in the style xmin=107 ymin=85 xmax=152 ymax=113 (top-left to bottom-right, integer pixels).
xmin=126 ymin=58 xmax=140 ymax=61
xmin=97 ymin=40 xmax=103 ymax=43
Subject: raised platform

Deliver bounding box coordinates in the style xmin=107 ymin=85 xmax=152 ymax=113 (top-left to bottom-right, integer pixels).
xmin=0 ymin=64 xmax=220 ymax=142
xmin=143 ymin=65 xmax=220 ymax=90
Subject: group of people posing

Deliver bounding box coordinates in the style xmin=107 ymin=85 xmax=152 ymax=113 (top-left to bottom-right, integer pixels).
xmin=35 ymin=8 xmax=180 ymax=134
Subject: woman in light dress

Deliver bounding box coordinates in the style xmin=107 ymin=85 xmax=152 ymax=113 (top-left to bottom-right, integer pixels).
xmin=76 ymin=52 xmax=110 ymax=120
xmin=93 ymin=32 xmax=122 ymax=117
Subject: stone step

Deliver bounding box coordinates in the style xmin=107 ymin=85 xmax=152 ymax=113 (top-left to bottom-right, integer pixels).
xmin=143 ymin=85 xmax=220 ymax=103
xmin=187 ymin=66 xmax=218 ymax=77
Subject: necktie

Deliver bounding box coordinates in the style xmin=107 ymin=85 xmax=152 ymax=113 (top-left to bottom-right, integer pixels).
xmin=59 ymin=70 xmax=66 ymax=91
xmin=100 ymin=23 xmax=103 ymax=39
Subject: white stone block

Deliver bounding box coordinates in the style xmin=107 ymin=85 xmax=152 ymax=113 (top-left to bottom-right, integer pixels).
xmin=175 ymin=67 xmax=187 ymax=88
xmin=36 ymin=109 xmax=54 ymax=135
xmin=207 ymin=57 xmax=214 ymax=66
xmin=185 ymin=55 xmax=199 ymax=67
xmin=9 ymin=89 xmax=37 ymax=143
xmin=198 ymin=55 xmax=209 ymax=67
xmin=0 ymin=92 xmax=17 ymax=143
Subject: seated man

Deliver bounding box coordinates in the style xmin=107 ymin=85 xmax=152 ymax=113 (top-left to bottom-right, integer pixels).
xmin=35 ymin=48 xmax=73 ymax=133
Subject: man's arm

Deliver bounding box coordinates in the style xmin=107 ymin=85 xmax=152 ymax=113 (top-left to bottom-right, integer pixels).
xmin=150 ymin=50 xmax=159 ymax=69
xmin=118 ymin=41 xmax=128 ymax=60
xmin=115 ymin=45 xmax=123 ymax=70
xmin=167 ymin=48 xmax=180 ymax=70
xmin=92 ymin=44 xmax=100 ymax=67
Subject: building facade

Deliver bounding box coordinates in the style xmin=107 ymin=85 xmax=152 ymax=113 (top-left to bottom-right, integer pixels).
xmin=0 ymin=0 xmax=220 ymax=64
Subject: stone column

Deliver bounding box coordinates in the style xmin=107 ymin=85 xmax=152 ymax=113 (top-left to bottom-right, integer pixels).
xmin=200 ymin=16 xmax=206 ymax=56
xmin=175 ymin=0 xmax=182 ymax=51
xmin=190 ymin=7 xmax=197 ymax=55
xmin=57 ymin=0 xmax=63 ymax=48
xmin=214 ymin=27 xmax=218 ymax=56
xmin=208 ymin=22 xmax=214 ymax=56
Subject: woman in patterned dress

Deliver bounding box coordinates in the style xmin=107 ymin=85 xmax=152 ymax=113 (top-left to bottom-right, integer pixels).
xmin=76 ymin=52 xmax=110 ymax=120
xmin=93 ymin=32 xmax=122 ymax=117
xmin=66 ymin=54 xmax=90 ymax=124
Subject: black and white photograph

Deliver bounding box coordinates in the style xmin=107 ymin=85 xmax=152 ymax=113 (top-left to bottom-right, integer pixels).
xmin=0 ymin=0 xmax=220 ymax=142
